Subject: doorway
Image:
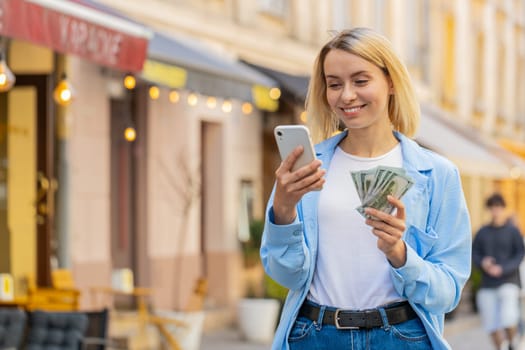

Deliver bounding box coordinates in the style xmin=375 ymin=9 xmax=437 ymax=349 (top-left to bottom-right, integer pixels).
xmin=110 ymin=97 xmax=136 ymax=274
xmin=109 ymin=86 xmax=148 ymax=293
xmin=200 ymin=121 xmax=224 ymax=299
xmin=0 ymin=74 xmax=54 ymax=290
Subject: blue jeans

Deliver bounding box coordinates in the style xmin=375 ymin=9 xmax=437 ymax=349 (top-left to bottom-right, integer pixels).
xmin=288 ymin=303 xmax=432 ymax=350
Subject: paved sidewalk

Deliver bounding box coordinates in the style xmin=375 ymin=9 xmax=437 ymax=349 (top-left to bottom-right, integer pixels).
xmin=201 ymin=312 xmax=525 ymax=350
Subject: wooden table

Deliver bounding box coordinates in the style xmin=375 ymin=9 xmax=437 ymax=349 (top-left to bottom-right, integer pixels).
xmin=0 ymin=297 xmax=28 ymax=308
xmin=89 ymin=286 xmax=187 ymax=350
xmin=89 ymin=286 xmax=152 ymax=318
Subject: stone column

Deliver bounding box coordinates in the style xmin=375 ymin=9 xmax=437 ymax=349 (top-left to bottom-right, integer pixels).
xmin=481 ymin=2 xmax=497 ymax=134
xmin=455 ymin=0 xmax=473 ymax=123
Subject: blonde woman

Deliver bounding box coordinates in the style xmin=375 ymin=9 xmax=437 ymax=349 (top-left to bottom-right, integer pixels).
xmin=261 ymin=27 xmax=471 ymax=350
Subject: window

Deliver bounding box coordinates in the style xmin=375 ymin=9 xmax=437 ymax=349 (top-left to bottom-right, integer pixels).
xmin=517 ymin=35 xmax=525 ymax=125
xmin=473 ymin=31 xmax=485 ymax=113
xmin=442 ymin=13 xmax=456 ymax=108
xmin=238 ymin=180 xmax=254 ymax=242
xmin=258 ymin=0 xmax=288 ymax=18
xmin=332 ymin=0 xmax=348 ymax=30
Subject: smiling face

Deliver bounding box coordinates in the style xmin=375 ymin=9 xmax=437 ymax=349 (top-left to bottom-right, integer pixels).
xmin=323 ymin=49 xmax=393 ymax=133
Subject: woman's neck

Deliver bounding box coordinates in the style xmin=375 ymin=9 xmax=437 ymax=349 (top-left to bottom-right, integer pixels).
xmin=339 ymin=128 xmax=399 ymax=158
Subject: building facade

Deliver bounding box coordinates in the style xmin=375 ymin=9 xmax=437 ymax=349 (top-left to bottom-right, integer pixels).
xmin=86 ymin=0 xmax=525 ymax=327
xmin=0 ymin=1 xmax=278 ymax=328
xmin=3 ymin=0 xmax=523 ymax=331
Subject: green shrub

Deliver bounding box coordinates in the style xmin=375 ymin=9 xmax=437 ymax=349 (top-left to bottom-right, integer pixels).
xmin=264 ymin=274 xmax=288 ymax=302
xmin=241 ymin=219 xmax=288 ymax=302
xmin=241 ymin=219 xmax=265 ymax=267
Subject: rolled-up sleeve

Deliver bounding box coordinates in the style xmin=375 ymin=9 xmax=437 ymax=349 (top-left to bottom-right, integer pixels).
xmin=260 ymin=204 xmax=311 ymax=291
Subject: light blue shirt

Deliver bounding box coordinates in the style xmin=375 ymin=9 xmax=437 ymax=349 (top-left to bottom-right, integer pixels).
xmin=260 ymin=131 xmax=472 ymax=350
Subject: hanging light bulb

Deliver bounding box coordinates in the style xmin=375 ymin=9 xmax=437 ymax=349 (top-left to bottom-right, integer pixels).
xmin=222 ymin=99 xmax=233 ymax=113
xmin=53 ymin=73 xmax=75 ymax=106
xmin=149 ymin=86 xmax=160 ymax=100
xmin=0 ymin=52 xmax=15 ymax=92
xmin=187 ymin=92 xmax=198 ymax=106
xmin=124 ymin=126 xmax=137 ymax=142
xmin=123 ymin=74 xmax=136 ymax=90
xmin=300 ymin=110 xmax=307 ymax=123
xmin=206 ymin=96 xmax=217 ymax=109
xmin=269 ymin=87 xmax=281 ymax=100
xmin=241 ymin=102 xmax=253 ymax=115
xmin=169 ymin=90 xmax=180 ymax=103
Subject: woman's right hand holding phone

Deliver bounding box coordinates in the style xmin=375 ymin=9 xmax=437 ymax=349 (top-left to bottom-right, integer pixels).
xmin=273 ymin=145 xmax=325 ymax=225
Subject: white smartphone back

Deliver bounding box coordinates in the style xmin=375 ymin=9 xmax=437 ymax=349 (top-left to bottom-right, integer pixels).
xmin=274 ymin=125 xmax=317 ymax=172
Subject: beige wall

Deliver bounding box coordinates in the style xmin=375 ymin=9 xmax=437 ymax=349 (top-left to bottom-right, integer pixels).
xmin=146 ymin=88 xmax=264 ymax=309
xmin=68 ymin=58 xmax=113 ymax=301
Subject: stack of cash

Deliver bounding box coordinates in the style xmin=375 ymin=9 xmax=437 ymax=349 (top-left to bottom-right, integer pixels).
xmin=350 ymin=166 xmax=414 ymax=218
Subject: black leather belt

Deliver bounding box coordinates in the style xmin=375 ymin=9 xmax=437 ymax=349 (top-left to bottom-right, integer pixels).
xmin=298 ymin=301 xmax=417 ymax=329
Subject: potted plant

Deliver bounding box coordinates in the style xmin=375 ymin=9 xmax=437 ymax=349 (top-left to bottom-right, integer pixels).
xmin=237 ymin=219 xmax=287 ymax=344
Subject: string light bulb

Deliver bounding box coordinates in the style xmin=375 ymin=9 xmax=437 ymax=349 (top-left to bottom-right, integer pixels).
xmin=222 ymin=100 xmax=233 ymax=113
xmin=269 ymin=87 xmax=281 ymax=100
xmin=0 ymin=52 xmax=15 ymax=92
xmin=169 ymin=90 xmax=180 ymax=103
xmin=300 ymin=111 xmax=307 ymax=123
xmin=241 ymin=102 xmax=253 ymax=115
xmin=53 ymin=73 xmax=75 ymax=106
xmin=149 ymin=86 xmax=160 ymax=100
xmin=206 ymin=96 xmax=217 ymax=109
xmin=123 ymin=74 xmax=136 ymax=90
xmin=124 ymin=126 xmax=137 ymax=142
xmin=187 ymin=92 xmax=198 ymax=106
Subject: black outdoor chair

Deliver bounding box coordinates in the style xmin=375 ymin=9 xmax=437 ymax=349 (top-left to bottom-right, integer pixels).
xmin=81 ymin=308 xmax=125 ymax=350
xmin=0 ymin=307 xmax=26 ymax=349
xmin=24 ymin=310 xmax=88 ymax=350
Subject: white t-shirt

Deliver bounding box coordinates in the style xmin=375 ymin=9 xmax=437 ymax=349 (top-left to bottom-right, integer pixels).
xmin=307 ymin=144 xmax=405 ymax=309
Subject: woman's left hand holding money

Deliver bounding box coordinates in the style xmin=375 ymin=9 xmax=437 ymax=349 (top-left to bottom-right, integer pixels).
xmin=365 ymin=195 xmax=407 ymax=268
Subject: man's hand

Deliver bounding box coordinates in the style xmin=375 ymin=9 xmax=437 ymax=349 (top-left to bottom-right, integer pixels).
xmin=481 ymin=256 xmax=503 ymax=277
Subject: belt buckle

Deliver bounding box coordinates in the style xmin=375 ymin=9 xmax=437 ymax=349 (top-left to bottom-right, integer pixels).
xmin=334 ymin=309 xmax=359 ymax=330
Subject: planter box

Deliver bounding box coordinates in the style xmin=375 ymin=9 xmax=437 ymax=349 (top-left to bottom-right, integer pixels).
xmin=237 ymin=298 xmax=280 ymax=344
xmin=155 ymin=310 xmax=206 ymax=350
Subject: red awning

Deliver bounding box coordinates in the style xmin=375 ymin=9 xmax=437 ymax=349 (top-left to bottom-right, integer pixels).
xmin=0 ymin=0 xmax=152 ymax=72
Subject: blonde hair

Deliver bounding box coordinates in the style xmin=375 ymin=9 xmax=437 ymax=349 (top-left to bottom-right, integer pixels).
xmin=306 ymin=27 xmax=420 ymax=143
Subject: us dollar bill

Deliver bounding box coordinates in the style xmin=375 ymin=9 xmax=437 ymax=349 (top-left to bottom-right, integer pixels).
xmin=351 ymin=166 xmax=414 ymax=218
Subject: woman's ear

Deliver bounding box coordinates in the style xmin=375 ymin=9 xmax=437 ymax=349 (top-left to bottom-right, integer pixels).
xmin=388 ymin=77 xmax=394 ymax=95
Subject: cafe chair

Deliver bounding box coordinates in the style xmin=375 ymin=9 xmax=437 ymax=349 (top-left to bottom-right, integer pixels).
xmin=81 ymin=308 xmax=126 ymax=350
xmin=24 ymin=310 xmax=88 ymax=350
xmin=25 ymin=271 xmax=81 ymax=312
xmin=0 ymin=307 xmax=26 ymax=349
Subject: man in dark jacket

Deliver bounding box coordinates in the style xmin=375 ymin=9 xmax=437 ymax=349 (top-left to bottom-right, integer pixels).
xmin=473 ymin=193 xmax=525 ymax=350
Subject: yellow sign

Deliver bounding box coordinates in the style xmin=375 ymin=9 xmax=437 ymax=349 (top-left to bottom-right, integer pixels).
xmin=252 ymin=85 xmax=279 ymax=112
xmin=142 ymin=60 xmax=187 ymax=89
xmin=0 ymin=274 xmax=13 ymax=301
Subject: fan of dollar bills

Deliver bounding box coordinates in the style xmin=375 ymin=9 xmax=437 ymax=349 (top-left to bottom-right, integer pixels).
xmin=350 ymin=166 xmax=414 ymax=218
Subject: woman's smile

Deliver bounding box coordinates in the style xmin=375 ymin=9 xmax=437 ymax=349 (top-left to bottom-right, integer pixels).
xmin=324 ymin=49 xmax=392 ymax=131
xmin=341 ymin=103 xmax=368 ymax=116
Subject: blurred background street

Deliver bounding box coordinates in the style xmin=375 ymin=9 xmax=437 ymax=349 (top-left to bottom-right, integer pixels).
xmin=0 ymin=0 xmax=525 ymax=349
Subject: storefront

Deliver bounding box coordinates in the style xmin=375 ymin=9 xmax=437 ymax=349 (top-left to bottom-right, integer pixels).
xmin=416 ymin=103 xmax=525 ymax=232
xmin=0 ymin=0 xmax=151 ymax=293
xmin=113 ymin=30 xmax=280 ymax=310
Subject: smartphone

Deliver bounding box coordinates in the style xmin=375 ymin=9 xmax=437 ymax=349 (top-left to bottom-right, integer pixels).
xmin=274 ymin=125 xmax=317 ymax=172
